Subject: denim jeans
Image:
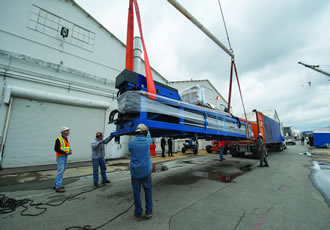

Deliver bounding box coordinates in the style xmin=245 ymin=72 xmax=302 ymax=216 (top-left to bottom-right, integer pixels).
xmin=55 ymin=155 xmax=68 ymax=189
xmin=219 ymin=147 xmax=224 ymax=160
xmin=131 ymin=173 xmax=152 ymax=217
xmin=92 ymin=158 xmax=107 ymax=184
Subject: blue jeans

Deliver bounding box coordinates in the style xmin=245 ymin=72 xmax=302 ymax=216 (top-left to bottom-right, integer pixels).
xmin=131 ymin=173 xmax=152 ymax=217
xmin=92 ymin=158 xmax=107 ymax=184
xmin=55 ymin=155 xmax=68 ymax=189
xmin=219 ymin=147 xmax=224 ymax=160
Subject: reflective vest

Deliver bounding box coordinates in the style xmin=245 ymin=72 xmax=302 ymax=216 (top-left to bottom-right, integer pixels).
xmin=56 ymin=136 xmax=70 ymax=157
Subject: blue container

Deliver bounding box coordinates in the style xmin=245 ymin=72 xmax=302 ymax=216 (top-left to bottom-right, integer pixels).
xmin=314 ymin=130 xmax=330 ymax=148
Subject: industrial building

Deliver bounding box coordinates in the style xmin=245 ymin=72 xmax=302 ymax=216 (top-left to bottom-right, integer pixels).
xmin=0 ymin=0 xmax=227 ymax=168
xmin=0 ymin=0 xmax=169 ymax=168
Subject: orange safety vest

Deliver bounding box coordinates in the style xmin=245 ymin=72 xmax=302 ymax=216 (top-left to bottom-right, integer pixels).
xmin=56 ymin=136 xmax=70 ymax=157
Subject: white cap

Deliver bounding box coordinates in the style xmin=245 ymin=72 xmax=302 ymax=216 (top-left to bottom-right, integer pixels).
xmin=135 ymin=123 xmax=147 ymax=133
xmin=61 ymin=127 xmax=70 ymax=132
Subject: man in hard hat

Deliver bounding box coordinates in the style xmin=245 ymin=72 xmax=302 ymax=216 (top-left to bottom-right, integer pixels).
xmin=128 ymin=123 xmax=153 ymax=220
xmin=91 ymin=132 xmax=113 ymax=186
xmin=256 ymin=133 xmax=269 ymax=167
xmin=54 ymin=127 xmax=72 ymax=193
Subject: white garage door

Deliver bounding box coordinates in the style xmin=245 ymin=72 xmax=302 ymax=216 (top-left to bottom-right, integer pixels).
xmin=2 ymin=97 xmax=106 ymax=168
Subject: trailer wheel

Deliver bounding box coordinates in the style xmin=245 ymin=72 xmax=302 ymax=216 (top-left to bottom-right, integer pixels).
xmin=182 ymin=147 xmax=186 ymax=153
xmin=206 ymin=145 xmax=212 ymax=153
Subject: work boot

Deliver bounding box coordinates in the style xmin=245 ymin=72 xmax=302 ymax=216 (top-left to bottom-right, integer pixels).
xmin=265 ymin=164 xmax=269 ymax=167
xmin=258 ymin=165 xmax=264 ymax=167
xmin=56 ymin=187 xmax=65 ymax=193
xmin=145 ymin=213 xmax=153 ymax=219
xmin=94 ymin=183 xmax=99 ymax=187
xmin=102 ymin=180 xmax=111 ymax=184
xmin=53 ymin=186 xmax=64 ymax=189
xmin=134 ymin=214 xmax=142 ymax=221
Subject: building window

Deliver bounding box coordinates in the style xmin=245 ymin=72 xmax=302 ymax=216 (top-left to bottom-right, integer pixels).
xmin=28 ymin=5 xmax=95 ymax=52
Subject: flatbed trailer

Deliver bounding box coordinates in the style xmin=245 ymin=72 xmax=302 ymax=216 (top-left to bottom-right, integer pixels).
xmin=109 ymin=69 xmax=253 ymax=142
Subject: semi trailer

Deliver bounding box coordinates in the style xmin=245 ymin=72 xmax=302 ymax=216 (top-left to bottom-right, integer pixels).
xmin=207 ymin=110 xmax=285 ymax=157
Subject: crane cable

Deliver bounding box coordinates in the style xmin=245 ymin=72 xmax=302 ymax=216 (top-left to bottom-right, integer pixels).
xmin=217 ymin=0 xmax=233 ymax=52
xmin=217 ymin=0 xmax=248 ymax=128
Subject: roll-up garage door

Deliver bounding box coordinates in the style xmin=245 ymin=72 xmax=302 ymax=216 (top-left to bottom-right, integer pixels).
xmin=2 ymin=97 xmax=106 ymax=168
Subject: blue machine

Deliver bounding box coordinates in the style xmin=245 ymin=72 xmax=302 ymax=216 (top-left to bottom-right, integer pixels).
xmin=109 ymin=69 xmax=252 ymax=141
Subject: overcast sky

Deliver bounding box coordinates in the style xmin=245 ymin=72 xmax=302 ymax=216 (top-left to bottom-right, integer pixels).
xmin=76 ymin=0 xmax=330 ymax=131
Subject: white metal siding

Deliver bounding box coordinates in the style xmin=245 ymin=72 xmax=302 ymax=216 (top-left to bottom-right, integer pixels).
xmin=2 ymin=97 xmax=105 ymax=168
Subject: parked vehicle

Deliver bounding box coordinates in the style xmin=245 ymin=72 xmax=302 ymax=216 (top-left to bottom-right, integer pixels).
xmin=285 ymin=137 xmax=296 ymax=145
xmin=227 ymin=110 xmax=285 ymax=157
xmin=182 ymin=139 xmax=199 ymax=155
xmin=206 ymin=140 xmax=229 ymax=154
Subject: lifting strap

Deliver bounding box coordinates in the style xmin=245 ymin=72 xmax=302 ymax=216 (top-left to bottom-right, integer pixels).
xmin=227 ymin=60 xmax=233 ymax=113
xmin=125 ymin=0 xmax=134 ymax=71
xmin=125 ymin=0 xmax=156 ymax=99
xmin=227 ymin=60 xmax=247 ymax=121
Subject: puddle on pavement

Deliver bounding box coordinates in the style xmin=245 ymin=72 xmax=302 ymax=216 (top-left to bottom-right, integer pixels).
xmin=152 ymin=163 xmax=168 ymax=173
xmin=310 ymin=161 xmax=330 ymax=206
xmin=182 ymin=160 xmax=194 ymax=164
xmin=157 ymin=162 xmax=253 ymax=186
xmin=192 ymin=171 xmax=242 ymax=183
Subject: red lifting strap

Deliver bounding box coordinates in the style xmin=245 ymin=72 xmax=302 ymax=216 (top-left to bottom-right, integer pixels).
xmin=227 ymin=60 xmax=247 ymax=120
xmin=125 ymin=0 xmax=156 ymax=99
xmin=227 ymin=60 xmax=234 ymax=113
xmin=125 ymin=0 xmax=134 ymax=71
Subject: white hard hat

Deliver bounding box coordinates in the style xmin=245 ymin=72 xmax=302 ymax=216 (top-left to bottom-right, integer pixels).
xmin=135 ymin=123 xmax=147 ymax=133
xmin=61 ymin=127 xmax=70 ymax=132
xmin=258 ymin=133 xmax=263 ymax=137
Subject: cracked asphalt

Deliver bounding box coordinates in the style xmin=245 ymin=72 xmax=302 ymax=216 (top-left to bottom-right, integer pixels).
xmin=1 ymin=145 xmax=330 ymax=230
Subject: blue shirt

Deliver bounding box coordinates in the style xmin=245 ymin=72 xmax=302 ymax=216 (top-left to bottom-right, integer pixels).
xmin=128 ymin=132 xmax=152 ymax=179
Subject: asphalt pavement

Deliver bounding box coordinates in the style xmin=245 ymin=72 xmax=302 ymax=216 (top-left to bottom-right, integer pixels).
xmin=1 ymin=145 xmax=330 ymax=230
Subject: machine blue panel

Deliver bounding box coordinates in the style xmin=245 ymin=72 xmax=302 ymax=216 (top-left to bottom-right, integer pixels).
xmin=110 ymin=69 xmax=251 ymax=141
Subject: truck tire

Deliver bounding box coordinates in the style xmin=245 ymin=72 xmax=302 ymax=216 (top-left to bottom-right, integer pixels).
xmin=206 ymin=145 xmax=212 ymax=153
xmin=182 ymin=147 xmax=186 ymax=153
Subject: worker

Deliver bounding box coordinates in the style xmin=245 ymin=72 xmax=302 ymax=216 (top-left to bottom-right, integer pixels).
xmin=168 ymin=138 xmax=173 ymax=157
xmin=218 ymin=140 xmax=225 ymax=161
xmin=161 ymin=137 xmax=166 ymax=158
xmin=91 ymin=132 xmax=113 ymax=186
xmin=256 ymin=133 xmax=269 ymax=167
xmin=128 ymin=124 xmax=153 ymax=220
xmin=301 ymin=136 xmax=305 ymax=145
xmin=54 ymin=127 xmax=72 ymax=193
